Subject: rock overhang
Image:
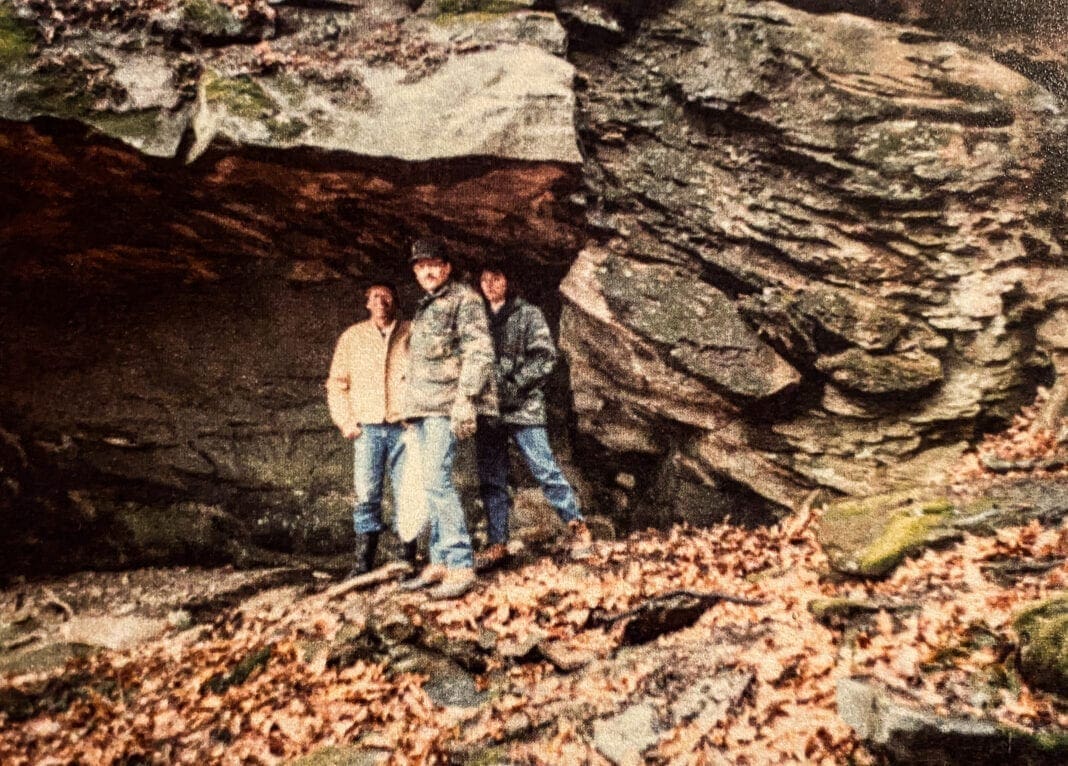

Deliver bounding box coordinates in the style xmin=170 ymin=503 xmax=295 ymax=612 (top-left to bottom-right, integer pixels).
xmin=3 ymin=0 xmax=1068 ymax=569
xmin=0 ymin=1 xmax=586 ymax=286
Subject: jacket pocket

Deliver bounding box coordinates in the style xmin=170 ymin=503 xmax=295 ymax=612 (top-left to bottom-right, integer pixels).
xmin=421 ymin=338 xmax=452 ymax=361
xmin=423 ymin=355 xmax=461 ymax=384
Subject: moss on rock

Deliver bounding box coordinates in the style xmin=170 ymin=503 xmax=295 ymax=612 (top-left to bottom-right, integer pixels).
xmin=1013 ymin=594 xmax=1068 ymax=697
xmin=181 ymin=0 xmax=241 ymax=38
xmin=289 ymin=744 xmax=390 ymax=766
xmin=88 ymin=109 xmax=164 ymax=143
xmin=808 ymin=597 xmax=883 ymax=627
xmin=204 ymin=72 xmax=276 ymax=119
xmin=856 ymin=511 xmax=946 ymax=576
xmin=819 ymin=489 xmax=954 ymax=577
xmin=266 ymin=115 xmax=309 ymax=143
xmin=0 ymin=5 xmax=34 ymax=70
xmin=12 ymin=63 xmax=96 ymax=120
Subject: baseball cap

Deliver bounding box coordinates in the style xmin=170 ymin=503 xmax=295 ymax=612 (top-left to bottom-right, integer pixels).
xmin=409 ymin=238 xmax=448 ymax=263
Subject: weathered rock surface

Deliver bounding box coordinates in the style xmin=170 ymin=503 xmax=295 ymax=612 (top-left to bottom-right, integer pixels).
xmin=1014 ymin=593 xmax=1068 ymax=697
xmin=1 ymin=0 xmax=1067 ymax=567
xmin=819 ymin=477 xmax=1068 ymax=577
xmin=564 ymin=0 xmax=1068 ymax=518
xmin=1 ymin=2 xmax=578 ymax=163
xmin=838 ymin=677 xmax=1068 ymax=765
xmin=0 ymin=1 xmax=584 ymax=570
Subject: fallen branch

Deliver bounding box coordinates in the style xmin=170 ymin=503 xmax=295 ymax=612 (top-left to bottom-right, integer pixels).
xmin=321 ymin=562 xmax=411 ymax=602
xmin=1 ymin=631 xmax=43 ymax=653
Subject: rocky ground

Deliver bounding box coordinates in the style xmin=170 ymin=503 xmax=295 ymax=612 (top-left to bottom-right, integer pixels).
xmin=2 ymin=409 xmax=1067 ymax=764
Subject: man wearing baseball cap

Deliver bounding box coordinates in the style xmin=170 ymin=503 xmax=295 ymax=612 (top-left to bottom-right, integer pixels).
xmin=400 ymin=238 xmax=497 ymax=600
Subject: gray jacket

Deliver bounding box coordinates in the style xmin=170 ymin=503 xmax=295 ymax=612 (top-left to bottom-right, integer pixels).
xmin=488 ymin=297 xmax=556 ymax=426
xmin=405 ymin=280 xmax=497 ymax=419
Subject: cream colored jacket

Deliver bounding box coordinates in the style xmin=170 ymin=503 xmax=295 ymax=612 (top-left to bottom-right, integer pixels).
xmin=326 ymin=319 xmax=411 ymax=430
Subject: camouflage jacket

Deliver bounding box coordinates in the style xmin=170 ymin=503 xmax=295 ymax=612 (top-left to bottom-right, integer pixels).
xmin=404 ymin=280 xmax=497 ymax=419
xmin=487 ymin=297 xmax=556 ymax=426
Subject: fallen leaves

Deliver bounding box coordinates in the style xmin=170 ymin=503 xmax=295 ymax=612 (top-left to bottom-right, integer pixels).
xmin=2 ymin=394 xmax=1067 ymax=764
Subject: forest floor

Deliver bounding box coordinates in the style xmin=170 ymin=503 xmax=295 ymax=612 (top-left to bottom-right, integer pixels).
xmin=1 ymin=405 xmax=1067 ymax=764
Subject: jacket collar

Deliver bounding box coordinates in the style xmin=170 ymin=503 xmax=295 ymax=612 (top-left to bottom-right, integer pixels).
xmin=419 ymin=280 xmax=455 ymax=309
xmin=488 ymin=296 xmax=521 ymax=323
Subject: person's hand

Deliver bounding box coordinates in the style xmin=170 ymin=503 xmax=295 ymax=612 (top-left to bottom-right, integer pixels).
xmin=450 ymin=398 xmax=477 ymax=440
xmin=343 ymin=424 xmax=363 ymax=440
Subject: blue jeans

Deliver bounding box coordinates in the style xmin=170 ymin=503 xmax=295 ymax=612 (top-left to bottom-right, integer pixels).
xmin=475 ymin=419 xmax=583 ymax=546
xmin=352 ymin=424 xmax=405 ymax=535
xmin=410 ymin=416 xmax=474 ymax=569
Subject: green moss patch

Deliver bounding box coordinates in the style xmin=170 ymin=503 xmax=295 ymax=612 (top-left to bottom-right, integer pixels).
xmin=1013 ymin=594 xmax=1068 ymax=696
xmin=181 ymin=0 xmax=240 ymax=36
xmin=12 ymin=62 xmax=96 ymax=119
xmin=819 ymin=489 xmax=954 ymax=577
xmin=438 ymin=0 xmax=526 ymax=15
xmin=88 ymin=109 xmax=162 ymax=142
xmin=266 ymin=115 xmax=308 ymax=142
xmin=0 ymin=6 xmax=35 ymax=70
xmin=856 ymin=511 xmax=945 ymax=576
xmin=204 ymin=72 xmax=276 ymax=119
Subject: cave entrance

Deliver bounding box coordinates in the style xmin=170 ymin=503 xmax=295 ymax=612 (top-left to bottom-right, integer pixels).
xmin=0 ymin=119 xmax=585 ymax=573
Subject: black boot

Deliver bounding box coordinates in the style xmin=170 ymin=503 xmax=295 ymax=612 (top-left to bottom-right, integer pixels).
xmin=400 ymin=539 xmax=419 ymax=580
xmin=403 ymin=539 xmax=418 ymax=566
xmin=347 ymin=532 xmax=380 ymax=579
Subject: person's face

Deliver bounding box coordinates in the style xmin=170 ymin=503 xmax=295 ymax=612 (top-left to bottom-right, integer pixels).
xmin=365 ymin=286 xmax=396 ymax=322
xmin=412 ymin=258 xmax=451 ymax=293
xmin=480 ymin=270 xmax=508 ymax=304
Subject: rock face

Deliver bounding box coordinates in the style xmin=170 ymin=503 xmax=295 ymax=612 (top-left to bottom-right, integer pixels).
xmin=564 ymin=0 xmax=1068 ymax=520
xmin=0 ymin=0 xmax=585 ymax=571
xmin=2 ymin=0 xmax=1068 ymax=568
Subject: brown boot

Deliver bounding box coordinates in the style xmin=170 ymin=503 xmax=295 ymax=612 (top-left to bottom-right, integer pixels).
xmin=398 ymin=563 xmax=446 ymax=592
xmin=427 ymin=568 xmax=476 ymax=600
xmin=567 ymin=520 xmax=593 ymax=561
xmin=474 ymin=543 xmax=510 ymax=572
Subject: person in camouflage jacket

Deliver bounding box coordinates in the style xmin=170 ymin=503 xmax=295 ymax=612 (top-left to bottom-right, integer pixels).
xmin=400 ymin=239 xmax=497 ymax=601
xmin=474 ymin=264 xmax=590 ymax=570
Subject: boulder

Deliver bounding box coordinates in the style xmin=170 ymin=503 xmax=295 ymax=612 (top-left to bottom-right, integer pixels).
xmin=819 ymin=478 xmax=1068 ymax=577
xmin=565 ymin=0 xmax=1068 ymax=517
xmin=593 ymin=702 xmax=660 ymax=766
xmin=1013 ymin=594 xmax=1068 ymax=697
xmin=818 ymin=489 xmax=955 ymax=577
xmin=838 ymin=677 xmax=1068 ymax=765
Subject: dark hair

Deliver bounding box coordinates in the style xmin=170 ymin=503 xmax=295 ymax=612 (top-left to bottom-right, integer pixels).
xmin=364 ymin=281 xmax=398 ymax=301
xmin=479 ymin=260 xmax=512 ymax=281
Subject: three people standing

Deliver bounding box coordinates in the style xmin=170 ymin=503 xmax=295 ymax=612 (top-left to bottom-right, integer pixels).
xmin=326 ymin=240 xmax=587 ymax=600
